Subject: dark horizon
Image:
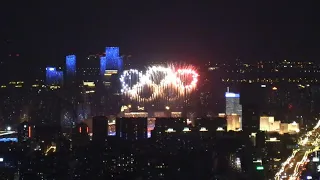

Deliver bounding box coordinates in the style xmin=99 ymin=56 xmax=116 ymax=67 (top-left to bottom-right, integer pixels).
xmin=1 ymin=1 xmax=319 ymax=65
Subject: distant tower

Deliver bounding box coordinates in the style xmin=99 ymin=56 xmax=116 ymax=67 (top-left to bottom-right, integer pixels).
xmin=66 ymin=55 xmax=76 ymax=76
xmin=225 ymin=91 xmax=242 ymax=115
xmin=105 ymin=47 xmax=123 ymax=70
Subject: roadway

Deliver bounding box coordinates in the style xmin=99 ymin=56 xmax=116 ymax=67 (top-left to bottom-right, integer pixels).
xmin=275 ymin=120 xmax=320 ymax=180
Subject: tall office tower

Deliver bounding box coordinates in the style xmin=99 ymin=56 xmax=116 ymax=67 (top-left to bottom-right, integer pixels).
xmin=100 ymin=56 xmax=107 ymax=76
xmin=225 ymin=88 xmax=242 ymax=130
xmin=116 ymin=117 xmax=148 ymax=140
xmin=66 ymin=55 xmax=76 ymax=76
xmin=45 ymin=67 xmax=64 ymax=85
xmin=105 ymin=47 xmax=123 ymax=71
xmin=225 ymin=91 xmax=242 ymax=115
xmin=92 ymin=116 xmax=108 ymax=143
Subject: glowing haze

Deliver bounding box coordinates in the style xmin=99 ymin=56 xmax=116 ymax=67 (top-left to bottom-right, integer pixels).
xmin=120 ymin=65 xmax=199 ymax=103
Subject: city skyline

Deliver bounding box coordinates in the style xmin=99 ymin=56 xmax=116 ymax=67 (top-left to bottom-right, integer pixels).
xmin=1 ymin=2 xmax=320 ymax=179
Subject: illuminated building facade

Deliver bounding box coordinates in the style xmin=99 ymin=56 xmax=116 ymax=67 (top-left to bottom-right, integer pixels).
xmin=225 ymin=92 xmax=242 ymax=115
xmin=66 ymin=55 xmax=76 ymax=76
xmin=227 ymin=114 xmax=241 ymax=131
xmin=260 ymin=116 xmax=299 ymax=134
xmin=259 ymin=116 xmax=275 ymax=132
xmin=225 ymin=90 xmax=242 ymax=130
xmin=46 ymin=67 xmax=63 ymax=85
xmin=105 ymin=47 xmax=123 ymax=71
xmin=280 ymin=122 xmax=300 ymax=134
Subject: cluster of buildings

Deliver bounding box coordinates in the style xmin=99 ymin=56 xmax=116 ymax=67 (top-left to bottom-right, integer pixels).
xmin=222 ymin=87 xmax=300 ymax=135
xmin=45 ymin=47 xmax=123 ymax=86
xmin=259 ymin=116 xmax=299 ymax=134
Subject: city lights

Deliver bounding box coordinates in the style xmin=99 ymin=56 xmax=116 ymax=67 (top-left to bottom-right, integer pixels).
xmin=120 ymin=65 xmax=198 ymax=103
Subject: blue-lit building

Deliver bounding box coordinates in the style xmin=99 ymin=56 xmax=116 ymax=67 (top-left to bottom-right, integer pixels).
xmin=66 ymin=55 xmax=76 ymax=76
xmin=105 ymin=47 xmax=123 ymax=71
xmin=100 ymin=56 xmax=107 ymax=76
xmin=46 ymin=67 xmax=64 ymax=85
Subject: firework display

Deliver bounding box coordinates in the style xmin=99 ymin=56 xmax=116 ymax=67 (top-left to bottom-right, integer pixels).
xmin=120 ymin=65 xmax=198 ymax=103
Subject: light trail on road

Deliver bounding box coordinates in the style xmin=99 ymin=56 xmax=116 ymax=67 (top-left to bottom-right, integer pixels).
xmin=275 ymin=120 xmax=320 ymax=180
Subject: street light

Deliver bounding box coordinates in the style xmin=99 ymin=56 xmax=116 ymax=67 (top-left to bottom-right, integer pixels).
xmin=6 ymin=126 xmax=11 ymax=131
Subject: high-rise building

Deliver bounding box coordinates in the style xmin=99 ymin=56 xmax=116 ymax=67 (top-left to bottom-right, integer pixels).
xmin=105 ymin=47 xmax=123 ymax=71
xmin=66 ymin=55 xmax=76 ymax=76
xmin=225 ymin=91 xmax=242 ymax=116
xmin=92 ymin=116 xmax=108 ymax=143
xmin=116 ymin=117 xmax=148 ymax=140
xmin=225 ymin=89 xmax=242 ymax=130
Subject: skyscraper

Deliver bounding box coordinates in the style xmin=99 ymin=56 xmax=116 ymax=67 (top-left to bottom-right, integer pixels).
xmin=225 ymin=91 xmax=242 ymax=116
xmin=105 ymin=47 xmax=123 ymax=71
xmin=66 ymin=55 xmax=76 ymax=76
xmin=225 ymin=88 xmax=242 ymax=130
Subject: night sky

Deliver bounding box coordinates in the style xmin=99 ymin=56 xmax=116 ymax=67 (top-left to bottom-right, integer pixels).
xmin=1 ymin=1 xmax=319 ymax=65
